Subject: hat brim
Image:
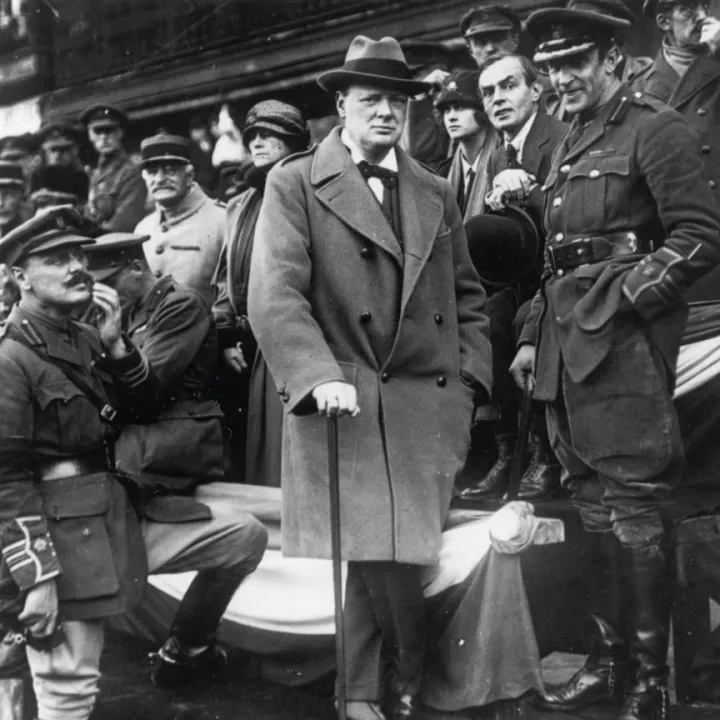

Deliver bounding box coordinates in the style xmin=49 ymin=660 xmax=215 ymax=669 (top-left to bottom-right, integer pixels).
xmin=434 ymin=91 xmax=483 ymax=111
xmin=464 ymin=22 xmax=516 ymax=37
xmin=0 ymin=179 xmax=25 ymax=188
xmin=525 ymin=7 xmax=631 ymax=35
xmin=243 ymin=120 xmax=306 ymax=147
xmin=317 ymin=69 xmax=432 ymax=95
xmin=141 ymin=154 xmax=191 ymax=166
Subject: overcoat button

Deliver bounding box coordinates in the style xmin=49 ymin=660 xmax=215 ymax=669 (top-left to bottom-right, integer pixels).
xmin=710 ymin=180 xmax=717 ymax=189
xmin=381 ymin=372 xmax=390 ymax=383
xmin=698 ymin=108 xmax=708 ymax=116
xmin=360 ymin=311 xmax=372 ymax=323
xmin=155 ymin=245 xmax=165 ymax=254
xmin=555 ymin=233 xmax=564 ymax=242
xmin=282 ymin=395 xmax=289 ymax=403
xmin=82 ymin=528 xmax=90 ymax=538
xmin=360 ymin=246 xmax=372 ymax=259
xmin=552 ymin=197 xmax=562 ymax=207
xmin=160 ymin=225 xmax=168 ymax=232
xmin=436 ymin=375 xmax=447 ymax=387
xmin=154 ymin=270 xmax=162 ymax=278
xmin=589 ymin=169 xmax=600 ymax=178
xmin=434 ymin=313 xmax=443 ymax=325
xmin=560 ymin=164 xmax=570 ymax=173
xmin=702 ymin=145 xmax=711 ymax=155
xmin=557 ymin=269 xmax=565 ymax=277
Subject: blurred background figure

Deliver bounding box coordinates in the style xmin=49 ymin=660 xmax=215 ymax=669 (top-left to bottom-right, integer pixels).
xmin=38 ymin=122 xmax=85 ymax=169
xmin=0 ymin=134 xmax=39 ymax=180
xmin=188 ymin=112 xmax=218 ymax=196
xmin=0 ymin=161 xmax=31 ymax=238
xmin=212 ymin=103 xmax=251 ymax=202
xmin=28 ymin=165 xmax=90 ymax=214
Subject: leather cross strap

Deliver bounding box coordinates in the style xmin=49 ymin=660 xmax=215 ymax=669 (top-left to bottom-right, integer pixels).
xmin=547 ymin=231 xmax=655 ymax=275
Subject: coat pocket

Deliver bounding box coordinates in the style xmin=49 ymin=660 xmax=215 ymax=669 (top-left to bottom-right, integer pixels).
xmin=39 ymin=474 xmax=120 ymax=601
xmin=567 ymin=153 xmax=630 ymax=223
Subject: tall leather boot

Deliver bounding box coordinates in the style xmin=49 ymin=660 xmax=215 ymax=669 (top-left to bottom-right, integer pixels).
xmin=517 ymin=414 xmax=561 ymax=501
xmin=460 ymin=432 xmax=514 ymax=499
xmin=618 ymin=539 xmax=671 ymax=720
xmin=538 ymin=532 xmax=629 ymax=710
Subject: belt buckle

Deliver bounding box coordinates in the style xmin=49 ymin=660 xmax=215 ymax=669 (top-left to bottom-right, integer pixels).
xmin=100 ymin=404 xmax=117 ymax=422
xmin=547 ymin=245 xmax=558 ymax=274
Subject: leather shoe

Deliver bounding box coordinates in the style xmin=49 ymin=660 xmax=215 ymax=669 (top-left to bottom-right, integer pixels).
xmin=460 ymin=433 xmax=514 ymax=499
xmin=516 ymin=429 xmax=560 ymax=501
xmin=150 ymin=637 xmax=228 ymax=688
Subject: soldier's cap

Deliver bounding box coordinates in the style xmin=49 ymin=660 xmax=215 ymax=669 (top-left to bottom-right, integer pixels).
xmin=641 ymin=0 xmax=682 ymax=15
xmin=38 ymin=122 xmax=83 ymax=148
xmin=84 ymin=232 xmax=150 ymax=281
xmin=242 ymin=100 xmax=310 ymax=148
xmin=0 ymin=206 xmax=97 ymax=268
xmin=465 ymin=204 xmax=539 ymax=287
xmin=140 ymin=133 xmax=192 ymax=166
xmin=460 ymin=5 xmax=521 ymax=38
xmin=526 ymin=1 xmax=631 ymax=65
xmin=0 ymin=134 xmax=38 ymax=160
xmin=29 ymin=166 xmax=90 ymax=203
xmin=434 ymin=70 xmax=483 ymax=111
xmin=0 ymin=161 xmax=25 ymax=188
xmin=317 ymin=35 xmax=433 ymax=95
xmin=80 ymin=104 xmax=129 ymax=130
xmin=399 ymin=40 xmax=453 ymax=71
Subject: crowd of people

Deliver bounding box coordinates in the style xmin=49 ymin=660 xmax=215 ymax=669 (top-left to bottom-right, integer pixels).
xmin=1 ymin=0 xmax=720 ymax=719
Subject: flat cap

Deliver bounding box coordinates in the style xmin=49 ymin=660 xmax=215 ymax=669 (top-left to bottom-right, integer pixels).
xmin=29 ymin=166 xmax=90 ymax=202
xmin=84 ymin=232 xmax=150 ymax=281
xmin=243 ymin=100 xmax=310 ymax=148
xmin=0 ymin=205 xmax=97 ymax=268
xmin=80 ymin=104 xmax=129 ymax=129
xmin=0 ymin=134 xmax=38 ymax=159
xmin=38 ymin=122 xmax=83 ymax=147
xmin=460 ymin=5 xmax=521 ymax=38
xmin=0 ymin=161 xmax=25 ymax=188
xmin=434 ymin=70 xmax=483 ymax=111
xmin=140 ymin=133 xmax=192 ymax=166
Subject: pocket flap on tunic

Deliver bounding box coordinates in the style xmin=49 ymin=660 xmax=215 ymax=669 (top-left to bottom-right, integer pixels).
xmin=35 ymin=382 xmax=83 ymax=410
xmin=40 ymin=475 xmax=110 ymax=519
xmin=569 ymin=153 xmax=630 ymax=179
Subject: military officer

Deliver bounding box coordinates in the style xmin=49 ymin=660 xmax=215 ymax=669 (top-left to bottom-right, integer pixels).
xmin=28 ymin=165 xmax=90 ymax=214
xmin=81 ymin=104 xmax=147 ymax=232
xmin=0 ymin=135 xmax=39 ymax=180
xmin=135 ymin=133 xmax=225 ymax=305
xmin=0 ymin=162 xmax=31 ymax=238
xmin=84 ymin=231 xmax=267 ymax=688
xmin=37 ymin=123 xmax=84 ymax=169
xmin=512 ymin=5 xmax=720 ymax=720
xmin=0 ymin=207 xmax=266 ymax=719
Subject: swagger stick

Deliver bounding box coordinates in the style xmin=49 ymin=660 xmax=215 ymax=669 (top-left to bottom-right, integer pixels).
xmin=503 ymin=374 xmax=533 ymax=501
xmin=327 ymin=415 xmax=348 ymax=720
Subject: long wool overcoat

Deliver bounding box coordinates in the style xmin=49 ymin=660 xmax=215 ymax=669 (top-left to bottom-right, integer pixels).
xmin=248 ymin=128 xmax=492 ymax=565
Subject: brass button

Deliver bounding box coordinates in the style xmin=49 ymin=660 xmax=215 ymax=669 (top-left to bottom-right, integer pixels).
xmin=282 ymin=394 xmax=289 ymax=404
xmin=434 ymin=313 xmax=443 ymax=325
xmin=360 ymin=246 xmax=372 ymax=259
xmin=710 ymin=180 xmax=717 ymax=189
xmin=155 ymin=244 xmax=165 ymax=255
xmin=160 ymin=224 xmax=168 ymax=233
xmin=154 ymin=269 xmax=162 ymax=278
xmin=82 ymin=528 xmax=90 ymax=538
xmin=381 ymin=372 xmax=390 ymax=383
xmin=555 ymin=232 xmax=564 ymax=242
xmin=702 ymin=145 xmax=711 ymax=155
xmin=436 ymin=375 xmax=447 ymax=388
xmin=589 ymin=169 xmax=600 ymax=178
xmin=556 ymin=269 xmax=564 ymax=277
xmin=698 ymin=107 xmax=708 ymax=116
xmin=552 ymin=197 xmax=562 ymax=207
xmin=560 ymin=164 xmax=570 ymax=174
xmin=634 ymin=91 xmax=643 ymax=99
xmin=360 ymin=310 xmax=372 ymax=323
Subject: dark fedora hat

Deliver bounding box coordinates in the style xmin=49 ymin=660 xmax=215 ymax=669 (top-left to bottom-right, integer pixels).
xmin=465 ymin=204 xmax=540 ymax=287
xmin=317 ymin=36 xmax=433 ymax=95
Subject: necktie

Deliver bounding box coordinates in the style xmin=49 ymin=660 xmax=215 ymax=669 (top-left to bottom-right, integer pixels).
xmin=506 ymin=143 xmax=520 ymax=169
xmin=357 ymin=160 xmax=398 ymax=189
xmin=458 ymin=168 xmax=476 ymax=214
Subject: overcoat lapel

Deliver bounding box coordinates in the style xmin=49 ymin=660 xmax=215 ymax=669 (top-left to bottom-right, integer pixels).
xmin=521 ymin=113 xmax=549 ymax=178
xmin=312 ymin=128 xmax=403 ymax=266
xmin=670 ymin=55 xmax=720 ymax=108
xmin=559 ymin=115 xmax=605 ymax=165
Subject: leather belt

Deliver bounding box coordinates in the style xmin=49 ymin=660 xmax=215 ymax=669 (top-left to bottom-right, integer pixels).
xmin=547 ymin=231 xmax=654 ymax=276
xmin=36 ymin=450 xmax=110 ymax=482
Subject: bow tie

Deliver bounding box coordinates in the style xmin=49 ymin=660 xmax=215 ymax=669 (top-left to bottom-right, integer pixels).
xmin=357 ymin=160 xmax=398 ymax=189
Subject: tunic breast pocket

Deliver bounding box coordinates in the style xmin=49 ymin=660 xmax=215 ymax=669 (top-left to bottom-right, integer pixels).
xmin=90 ymin=191 xmax=117 ymax=221
xmin=35 ymin=382 xmax=101 ymax=451
xmin=567 ymin=153 xmax=630 ymax=224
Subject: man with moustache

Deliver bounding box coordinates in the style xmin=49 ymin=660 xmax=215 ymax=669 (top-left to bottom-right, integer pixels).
xmin=81 ymin=104 xmax=147 ymax=232
xmin=135 ymin=134 xmax=225 ymax=305
xmin=637 ymin=0 xmax=720 ymax=303
xmin=461 ymin=54 xmax=566 ymax=501
xmin=512 ymin=4 xmax=720 ymax=719
xmin=249 ymin=36 xmax=492 ymax=720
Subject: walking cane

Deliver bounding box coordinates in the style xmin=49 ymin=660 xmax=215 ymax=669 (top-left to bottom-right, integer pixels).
xmin=327 ymin=415 xmax=348 ymax=720
xmin=503 ymin=374 xmax=533 ymax=501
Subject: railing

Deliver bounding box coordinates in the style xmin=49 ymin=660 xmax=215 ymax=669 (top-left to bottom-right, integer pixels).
xmin=51 ymin=0 xmax=412 ymax=86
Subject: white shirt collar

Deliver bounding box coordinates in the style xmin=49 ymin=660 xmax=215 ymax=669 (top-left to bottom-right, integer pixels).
xmin=341 ymin=128 xmax=398 ymax=172
xmin=459 ymin=150 xmax=482 ymax=178
xmin=505 ymin=111 xmax=537 ymax=164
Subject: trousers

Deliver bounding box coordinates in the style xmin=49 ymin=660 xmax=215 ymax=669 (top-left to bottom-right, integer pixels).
xmin=27 ymin=486 xmax=268 ymax=720
xmin=546 ymin=329 xmax=683 ymax=546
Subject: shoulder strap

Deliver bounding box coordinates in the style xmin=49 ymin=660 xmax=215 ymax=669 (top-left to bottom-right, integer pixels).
xmin=4 ymin=321 xmax=119 ymax=425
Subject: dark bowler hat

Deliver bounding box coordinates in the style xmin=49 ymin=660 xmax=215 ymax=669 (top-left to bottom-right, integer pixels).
xmin=80 ymin=104 xmax=129 ymax=130
xmin=0 ymin=134 xmax=38 ymax=160
xmin=0 ymin=206 xmax=97 ymax=268
xmin=317 ymin=36 xmax=433 ymax=95
xmin=140 ymin=133 xmax=192 ymax=166
xmin=84 ymin=232 xmax=150 ymax=281
xmin=465 ymin=204 xmax=539 ymax=287
xmin=434 ymin=70 xmax=483 ymax=111
xmin=526 ymin=0 xmax=631 ymax=65
xmin=38 ymin=122 xmax=83 ymax=148
xmin=29 ymin=166 xmax=90 ymax=202
xmin=0 ymin=161 xmax=26 ymax=188
xmin=242 ymin=100 xmax=310 ymax=148
xmin=460 ymin=5 xmax=522 ymax=38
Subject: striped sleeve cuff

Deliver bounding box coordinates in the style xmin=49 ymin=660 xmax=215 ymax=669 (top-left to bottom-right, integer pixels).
xmin=105 ymin=341 xmax=151 ymax=388
xmin=2 ymin=516 xmax=61 ymax=591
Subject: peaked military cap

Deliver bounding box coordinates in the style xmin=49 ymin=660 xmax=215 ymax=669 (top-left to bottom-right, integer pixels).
xmin=84 ymin=232 xmax=150 ymax=281
xmin=0 ymin=205 xmax=97 ymax=268
xmin=29 ymin=165 xmax=90 ymax=202
xmin=0 ymin=134 xmax=38 ymax=160
xmin=38 ymin=122 xmax=83 ymax=148
xmin=434 ymin=70 xmax=483 ymax=111
xmin=460 ymin=5 xmax=521 ymax=38
xmin=641 ymin=0 xmax=682 ymax=15
xmin=140 ymin=133 xmax=192 ymax=166
xmin=0 ymin=161 xmax=25 ymax=188
xmin=526 ymin=0 xmax=631 ymax=65
xmin=80 ymin=104 xmax=129 ymax=129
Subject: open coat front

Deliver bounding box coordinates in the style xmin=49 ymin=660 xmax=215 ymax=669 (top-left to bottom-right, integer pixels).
xmin=248 ymin=128 xmax=492 ymax=565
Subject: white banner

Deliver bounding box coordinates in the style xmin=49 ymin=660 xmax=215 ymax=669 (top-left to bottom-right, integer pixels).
xmin=0 ymin=95 xmax=41 ymax=136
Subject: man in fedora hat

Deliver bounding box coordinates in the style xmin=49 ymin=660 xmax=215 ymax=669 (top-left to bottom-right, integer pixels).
xmin=461 ymin=53 xmax=566 ymax=502
xmin=637 ymin=0 xmax=720 ymax=303
xmin=249 ymin=35 xmax=494 ymax=720
xmin=81 ymin=104 xmax=147 ymax=233
xmin=136 ymin=133 xmax=225 ymax=305
xmin=512 ymin=5 xmax=720 ymax=719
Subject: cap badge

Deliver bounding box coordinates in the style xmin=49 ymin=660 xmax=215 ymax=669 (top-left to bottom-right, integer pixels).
xmin=447 ymin=80 xmax=458 ymax=91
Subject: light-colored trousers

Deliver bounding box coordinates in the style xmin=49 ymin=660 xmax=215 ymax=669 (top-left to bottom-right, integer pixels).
xmin=26 ymin=489 xmax=267 ymax=720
